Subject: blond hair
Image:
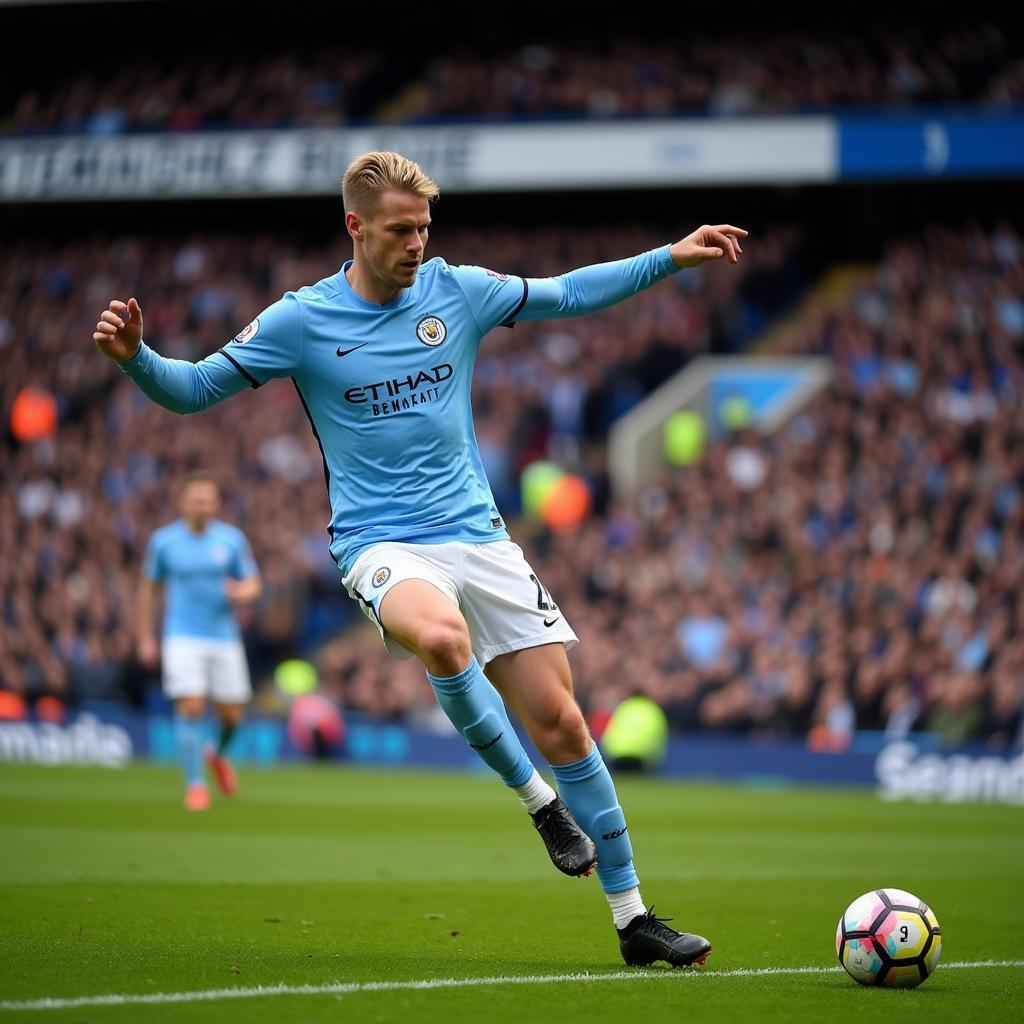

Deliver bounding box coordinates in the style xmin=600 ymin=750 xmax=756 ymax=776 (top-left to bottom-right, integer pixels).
xmin=180 ymin=469 xmax=219 ymax=493
xmin=342 ymin=151 xmax=439 ymax=216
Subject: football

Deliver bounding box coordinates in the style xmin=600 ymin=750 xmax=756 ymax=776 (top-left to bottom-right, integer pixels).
xmin=835 ymin=888 xmax=942 ymax=988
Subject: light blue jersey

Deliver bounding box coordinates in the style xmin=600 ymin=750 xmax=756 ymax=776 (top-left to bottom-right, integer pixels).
xmin=144 ymin=519 xmax=258 ymax=640
xmin=122 ymin=246 xmax=679 ymax=573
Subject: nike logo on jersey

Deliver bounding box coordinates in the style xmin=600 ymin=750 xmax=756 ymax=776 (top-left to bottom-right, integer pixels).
xmin=336 ymin=343 xmax=368 ymax=357
xmin=543 ymin=616 xmax=561 ymax=628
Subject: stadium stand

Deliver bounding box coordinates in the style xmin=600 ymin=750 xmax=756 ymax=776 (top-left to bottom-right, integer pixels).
xmin=2 ymin=218 xmax=1021 ymax=751
xmin=1 ymin=11 xmax=1020 ymax=751
xmin=2 ymin=24 xmax=1020 ymax=136
xmin=0 ymin=222 xmax=799 ymax=709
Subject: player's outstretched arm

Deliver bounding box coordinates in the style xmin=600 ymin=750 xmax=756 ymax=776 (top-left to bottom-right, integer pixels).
xmin=516 ymin=224 xmax=748 ymax=323
xmin=93 ymin=297 xmax=273 ymax=414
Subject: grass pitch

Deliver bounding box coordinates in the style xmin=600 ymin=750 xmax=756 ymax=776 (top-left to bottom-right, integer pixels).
xmin=1 ymin=762 xmax=1022 ymax=1023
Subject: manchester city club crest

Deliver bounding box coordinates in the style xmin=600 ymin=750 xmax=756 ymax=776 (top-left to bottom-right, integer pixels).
xmin=416 ymin=316 xmax=447 ymax=347
xmin=372 ymin=567 xmax=392 ymax=587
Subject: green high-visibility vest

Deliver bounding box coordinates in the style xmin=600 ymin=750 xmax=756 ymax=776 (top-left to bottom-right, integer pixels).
xmin=601 ymin=696 xmax=668 ymax=766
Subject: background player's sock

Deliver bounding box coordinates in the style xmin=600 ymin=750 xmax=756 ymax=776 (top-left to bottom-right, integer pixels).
xmin=174 ymin=714 xmax=206 ymax=787
xmin=607 ymin=887 xmax=647 ymax=929
xmin=514 ymin=769 xmax=557 ymax=813
xmin=550 ymin=744 xmax=640 ymax=894
xmin=427 ymin=658 xmax=535 ymax=788
xmin=216 ymin=720 xmax=236 ymax=756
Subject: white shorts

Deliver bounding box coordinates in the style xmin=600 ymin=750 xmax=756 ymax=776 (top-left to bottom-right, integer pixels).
xmin=162 ymin=636 xmax=252 ymax=704
xmin=342 ymin=540 xmax=579 ymax=668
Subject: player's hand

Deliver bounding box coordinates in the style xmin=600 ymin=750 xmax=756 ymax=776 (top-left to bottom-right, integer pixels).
xmin=225 ymin=578 xmax=261 ymax=605
xmin=671 ymin=225 xmax=748 ymax=269
xmin=93 ymin=298 xmax=144 ymax=363
xmin=138 ymin=636 xmax=159 ymax=669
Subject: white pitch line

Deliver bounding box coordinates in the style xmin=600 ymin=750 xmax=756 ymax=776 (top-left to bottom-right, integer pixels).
xmin=1 ymin=960 xmax=1022 ymax=1013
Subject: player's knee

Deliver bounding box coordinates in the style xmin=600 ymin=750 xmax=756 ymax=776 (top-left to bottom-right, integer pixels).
xmin=218 ymin=704 xmax=244 ymax=727
xmin=548 ymin=700 xmax=590 ymax=760
xmin=419 ymin=622 xmax=472 ymax=675
xmin=176 ymin=697 xmax=204 ymax=719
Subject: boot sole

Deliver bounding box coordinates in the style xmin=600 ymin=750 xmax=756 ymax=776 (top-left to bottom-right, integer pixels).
xmin=623 ymin=946 xmax=713 ymax=968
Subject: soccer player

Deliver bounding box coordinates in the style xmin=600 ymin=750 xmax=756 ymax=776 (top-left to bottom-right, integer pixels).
xmin=138 ymin=471 xmax=262 ymax=810
xmin=95 ymin=151 xmax=747 ymax=966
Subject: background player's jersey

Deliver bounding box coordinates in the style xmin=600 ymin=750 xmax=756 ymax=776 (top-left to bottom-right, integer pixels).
xmin=213 ymin=258 xmax=527 ymax=573
xmin=144 ymin=519 xmax=258 ymax=640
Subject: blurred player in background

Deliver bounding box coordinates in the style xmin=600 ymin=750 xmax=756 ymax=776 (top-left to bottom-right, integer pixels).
xmin=95 ymin=151 xmax=745 ymax=965
xmin=139 ymin=471 xmax=262 ymax=810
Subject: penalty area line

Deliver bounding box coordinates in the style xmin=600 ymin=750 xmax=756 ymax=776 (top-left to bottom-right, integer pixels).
xmin=2 ymin=960 xmax=1022 ymax=1012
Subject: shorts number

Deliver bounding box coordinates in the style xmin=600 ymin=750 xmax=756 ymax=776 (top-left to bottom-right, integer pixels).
xmin=530 ymin=573 xmax=555 ymax=611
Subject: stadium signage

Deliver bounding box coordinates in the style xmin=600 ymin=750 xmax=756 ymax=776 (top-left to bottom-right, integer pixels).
xmin=0 ymin=713 xmax=132 ymax=768
xmin=0 ymin=119 xmax=835 ymax=200
xmin=876 ymin=742 xmax=1024 ymax=806
xmin=2 ymin=115 xmax=1020 ymax=201
xmin=0 ymin=130 xmax=474 ymax=199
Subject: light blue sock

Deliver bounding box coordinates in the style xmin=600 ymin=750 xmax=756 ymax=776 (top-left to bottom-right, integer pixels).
xmin=427 ymin=658 xmax=534 ymax=788
xmin=551 ymin=745 xmax=639 ymax=894
xmin=174 ymin=714 xmax=205 ymax=787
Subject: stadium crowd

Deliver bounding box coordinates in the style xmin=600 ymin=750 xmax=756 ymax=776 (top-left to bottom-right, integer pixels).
xmin=2 ymin=216 xmax=1022 ymax=751
xmin=407 ymin=25 xmax=1021 ymax=122
xmin=3 ymin=23 xmax=1020 ymax=136
xmin=528 ymin=220 xmax=1024 ymax=752
xmin=0 ymin=221 xmax=796 ymax=709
